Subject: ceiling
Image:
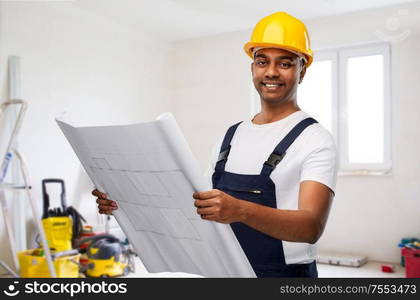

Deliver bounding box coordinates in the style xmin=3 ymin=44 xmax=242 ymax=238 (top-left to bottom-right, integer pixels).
xmin=72 ymin=0 xmax=420 ymax=41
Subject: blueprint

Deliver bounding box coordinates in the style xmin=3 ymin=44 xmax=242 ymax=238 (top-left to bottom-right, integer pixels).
xmin=56 ymin=112 xmax=255 ymax=277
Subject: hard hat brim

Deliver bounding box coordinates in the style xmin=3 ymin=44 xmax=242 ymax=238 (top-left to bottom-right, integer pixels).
xmin=244 ymin=42 xmax=313 ymax=67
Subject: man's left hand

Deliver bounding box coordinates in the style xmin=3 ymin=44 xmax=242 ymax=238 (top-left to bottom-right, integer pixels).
xmin=193 ymin=189 xmax=247 ymax=224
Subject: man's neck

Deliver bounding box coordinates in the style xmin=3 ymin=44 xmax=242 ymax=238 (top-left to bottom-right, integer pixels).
xmin=252 ymin=100 xmax=300 ymax=125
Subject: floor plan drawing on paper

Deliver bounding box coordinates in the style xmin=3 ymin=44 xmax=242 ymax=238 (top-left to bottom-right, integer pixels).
xmin=57 ymin=112 xmax=255 ymax=277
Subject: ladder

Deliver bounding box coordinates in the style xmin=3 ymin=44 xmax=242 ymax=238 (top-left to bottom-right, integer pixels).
xmin=0 ymin=99 xmax=56 ymax=277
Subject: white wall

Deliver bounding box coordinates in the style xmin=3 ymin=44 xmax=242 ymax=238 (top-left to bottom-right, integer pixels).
xmin=170 ymin=2 xmax=420 ymax=263
xmin=0 ymin=2 xmax=171 ymax=269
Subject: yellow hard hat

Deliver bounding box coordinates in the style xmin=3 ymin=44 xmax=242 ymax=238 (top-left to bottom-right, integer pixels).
xmin=244 ymin=12 xmax=313 ymax=67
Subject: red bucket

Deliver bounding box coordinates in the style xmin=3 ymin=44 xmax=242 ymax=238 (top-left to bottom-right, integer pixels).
xmin=402 ymin=248 xmax=420 ymax=278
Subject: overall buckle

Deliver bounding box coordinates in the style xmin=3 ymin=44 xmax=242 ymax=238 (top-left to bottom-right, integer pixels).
xmin=217 ymin=146 xmax=231 ymax=163
xmin=264 ymin=152 xmax=286 ymax=168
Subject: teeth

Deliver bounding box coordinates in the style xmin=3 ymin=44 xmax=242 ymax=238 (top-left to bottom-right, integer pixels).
xmin=264 ymin=83 xmax=281 ymax=87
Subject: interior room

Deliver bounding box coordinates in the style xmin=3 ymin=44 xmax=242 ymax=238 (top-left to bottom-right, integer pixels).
xmin=0 ymin=0 xmax=419 ymax=279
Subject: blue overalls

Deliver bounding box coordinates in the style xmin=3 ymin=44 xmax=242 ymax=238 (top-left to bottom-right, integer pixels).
xmin=212 ymin=117 xmax=319 ymax=278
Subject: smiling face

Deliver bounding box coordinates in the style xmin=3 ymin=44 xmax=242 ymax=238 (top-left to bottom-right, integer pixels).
xmin=251 ymin=48 xmax=306 ymax=105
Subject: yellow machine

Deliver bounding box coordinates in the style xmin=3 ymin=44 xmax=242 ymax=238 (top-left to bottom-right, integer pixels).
xmin=86 ymin=257 xmax=128 ymax=278
xmin=77 ymin=234 xmax=133 ymax=277
xmin=41 ymin=179 xmax=86 ymax=251
xmin=41 ymin=179 xmax=73 ymax=252
xmin=42 ymin=216 xmax=72 ymax=252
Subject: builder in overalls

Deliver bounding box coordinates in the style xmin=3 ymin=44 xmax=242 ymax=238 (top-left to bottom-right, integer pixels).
xmin=94 ymin=12 xmax=337 ymax=278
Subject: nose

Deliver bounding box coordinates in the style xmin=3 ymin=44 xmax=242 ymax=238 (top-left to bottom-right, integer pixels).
xmin=265 ymin=61 xmax=280 ymax=78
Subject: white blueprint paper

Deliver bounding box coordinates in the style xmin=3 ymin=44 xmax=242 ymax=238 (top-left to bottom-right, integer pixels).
xmin=56 ymin=112 xmax=255 ymax=277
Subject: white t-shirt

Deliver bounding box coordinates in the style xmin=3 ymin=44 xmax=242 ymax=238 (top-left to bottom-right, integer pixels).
xmin=205 ymin=110 xmax=337 ymax=264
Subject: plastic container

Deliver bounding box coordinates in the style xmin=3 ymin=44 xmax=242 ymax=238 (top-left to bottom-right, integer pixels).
xmin=18 ymin=248 xmax=80 ymax=278
xmin=402 ymin=248 xmax=420 ymax=278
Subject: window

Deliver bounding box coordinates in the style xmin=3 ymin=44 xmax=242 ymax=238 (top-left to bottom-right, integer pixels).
xmin=251 ymin=43 xmax=391 ymax=174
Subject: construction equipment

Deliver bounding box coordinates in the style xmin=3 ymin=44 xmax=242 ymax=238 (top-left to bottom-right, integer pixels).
xmin=0 ymin=99 xmax=56 ymax=277
xmin=76 ymin=234 xmax=134 ymax=277
xmin=41 ymin=178 xmax=86 ymax=252
xmin=12 ymin=177 xmax=87 ymax=278
xmin=42 ymin=179 xmax=73 ymax=252
xmin=75 ymin=225 xmax=103 ymax=267
xmin=243 ymin=11 xmax=313 ymax=67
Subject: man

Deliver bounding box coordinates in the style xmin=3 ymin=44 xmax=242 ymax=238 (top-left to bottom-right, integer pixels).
xmin=93 ymin=12 xmax=336 ymax=278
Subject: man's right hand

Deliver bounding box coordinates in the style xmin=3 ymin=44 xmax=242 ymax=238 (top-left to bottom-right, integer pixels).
xmin=92 ymin=189 xmax=118 ymax=215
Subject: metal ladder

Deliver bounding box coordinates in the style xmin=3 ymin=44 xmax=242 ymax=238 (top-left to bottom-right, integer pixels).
xmin=0 ymin=99 xmax=56 ymax=277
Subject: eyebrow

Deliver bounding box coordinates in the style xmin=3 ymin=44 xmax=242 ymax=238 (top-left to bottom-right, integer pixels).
xmin=254 ymin=54 xmax=295 ymax=61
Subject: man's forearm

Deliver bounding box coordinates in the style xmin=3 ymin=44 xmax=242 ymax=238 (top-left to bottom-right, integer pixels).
xmin=239 ymin=200 xmax=322 ymax=244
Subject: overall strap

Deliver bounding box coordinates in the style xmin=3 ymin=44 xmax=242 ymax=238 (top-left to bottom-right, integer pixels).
xmin=215 ymin=121 xmax=242 ymax=172
xmin=260 ymin=117 xmax=318 ymax=176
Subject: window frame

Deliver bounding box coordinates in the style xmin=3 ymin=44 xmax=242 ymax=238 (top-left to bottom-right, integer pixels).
xmin=337 ymin=43 xmax=392 ymax=174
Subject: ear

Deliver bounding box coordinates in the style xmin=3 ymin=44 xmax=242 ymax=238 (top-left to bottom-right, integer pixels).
xmin=298 ymin=64 xmax=307 ymax=84
xmin=250 ymin=62 xmax=254 ymax=76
